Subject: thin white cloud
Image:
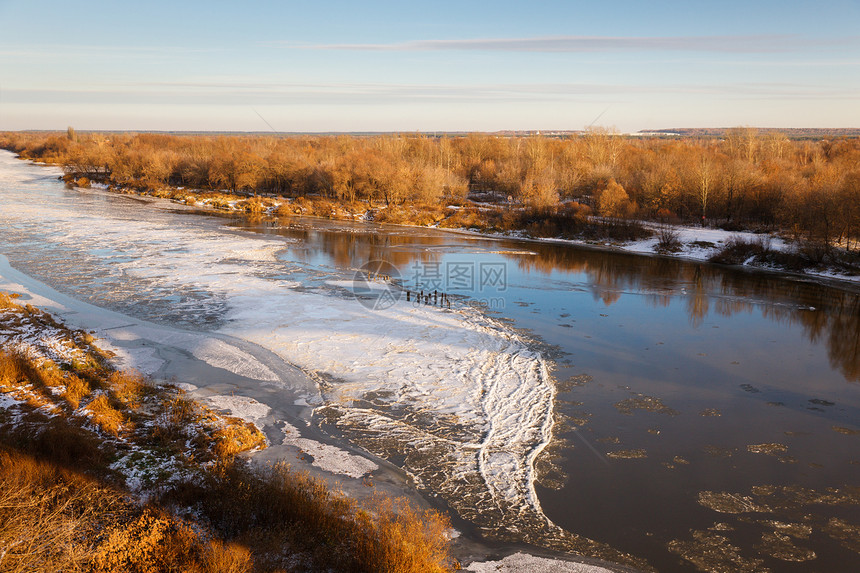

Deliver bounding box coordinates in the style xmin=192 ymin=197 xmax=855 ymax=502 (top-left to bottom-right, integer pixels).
xmin=282 ymin=34 xmax=858 ymax=54
xmin=4 ymin=80 xmax=857 ymax=107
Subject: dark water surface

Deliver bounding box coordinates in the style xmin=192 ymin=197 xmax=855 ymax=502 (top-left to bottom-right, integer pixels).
xmin=234 ymin=218 xmax=860 ymax=572
xmin=2 ymin=153 xmax=858 ymax=572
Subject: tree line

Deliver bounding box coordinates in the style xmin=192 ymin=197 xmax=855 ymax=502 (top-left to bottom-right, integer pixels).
xmin=1 ymin=128 xmax=859 ymax=249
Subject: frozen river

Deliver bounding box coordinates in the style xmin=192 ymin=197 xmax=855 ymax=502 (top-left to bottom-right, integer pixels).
xmin=1 ymin=151 xmax=859 ymax=572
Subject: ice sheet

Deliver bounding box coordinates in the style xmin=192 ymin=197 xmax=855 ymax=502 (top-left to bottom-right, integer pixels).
xmin=281 ymin=420 xmax=378 ymax=478
xmin=204 ymin=394 xmax=272 ymax=427
xmin=466 ymin=553 xmax=613 ymax=573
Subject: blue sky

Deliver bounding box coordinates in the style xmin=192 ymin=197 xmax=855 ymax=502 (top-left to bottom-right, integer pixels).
xmin=1 ymin=0 xmax=858 ymax=132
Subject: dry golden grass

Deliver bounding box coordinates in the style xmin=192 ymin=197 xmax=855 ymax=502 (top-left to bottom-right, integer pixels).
xmin=274 ymin=202 xmax=295 ymax=216
xmin=108 ymin=369 xmax=147 ymax=409
xmin=237 ymin=197 xmax=276 ymax=214
xmin=352 ymin=496 xmax=452 ymax=573
xmin=85 ymin=394 xmax=125 ymax=436
xmin=91 ymin=507 xmax=254 ymax=573
xmin=0 ymin=291 xmax=18 ymax=310
xmin=213 ymin=417 xmax=268 ymax=461
xmin=374 ymin=204 xmax=448 ymax=227
xmin=0 ymin=349 xmax=25 ymax=388
xmin=200 ymin=540 xmax=254 ymax=573
xmin=178 ymin=461 xmax=454 ymax=573
xmin=62 ymin=373 xmax=91 ymax=409
xmin=0 ymin=449 xmax=124 ymax=573
xmin=437 ymin=206 xmax=496 ymax=229
xmin=0 ymin=449 xmax=254 ymax=573
xmin=288 ymin=196 xmax=367 ymax=219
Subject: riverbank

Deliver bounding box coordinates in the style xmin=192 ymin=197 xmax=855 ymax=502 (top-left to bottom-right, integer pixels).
xmin=65 ymin=166 xmax=859 ymax=290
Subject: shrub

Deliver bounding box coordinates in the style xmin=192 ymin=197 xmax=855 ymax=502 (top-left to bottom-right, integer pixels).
xmin=0 ymin=291 xmax=19 ymax=309
xmin=352 ymin=496 xmax=451 ymax=573
xmin=275 ymin=202 xmax=296 ymax=216
xmin=237 ymin=197 xmax=265 ymax=214
xmin=201 ymin=540 xmax=253 ymax=573
xmin=168 ymin=461 xmax=453 ymax=572
xmin=709 ymin=236 xmax=817 ymax=271
xmin=656 ymin=225 xmax=683 ymax=253
xmin=151 ymin=395 xmax=198 ymax=445
xmin=374 ymin=205 xmax=447 ymax=226
xmin=437 ymin=207 xmax=492 ymax=230
xmin=0 ymin=449 xmax=111 ymax=572
xmin=91 ymin=508 xmax=252 ymax=573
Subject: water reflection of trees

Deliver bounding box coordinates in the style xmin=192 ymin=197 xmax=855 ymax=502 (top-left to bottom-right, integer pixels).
xmin=500 ymin=241 xmax=860 ymax=382
xmin=268 ymin=219 xmax=449 ymax=271
xmin=246 ymin=219 xmax=860 ymax=382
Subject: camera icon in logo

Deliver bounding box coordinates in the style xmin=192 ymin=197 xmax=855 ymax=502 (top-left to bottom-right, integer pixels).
xmin=352 ymin=260 xmax=402 ymax=310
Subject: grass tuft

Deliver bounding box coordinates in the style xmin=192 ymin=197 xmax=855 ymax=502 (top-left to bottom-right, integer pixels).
xmin=84 ymin=394 xmax=125 ymax=436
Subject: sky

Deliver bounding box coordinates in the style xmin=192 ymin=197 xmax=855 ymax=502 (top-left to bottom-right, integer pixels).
xmin=1 ymin=0 xmax=859 ymax=133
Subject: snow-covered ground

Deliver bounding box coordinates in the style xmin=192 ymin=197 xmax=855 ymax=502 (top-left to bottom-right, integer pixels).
xmin=488 ymin=221 xmax=860 ymax=285
xmin=630 ymin=224 xmax=857 ymax=286
xmin=625 ymin=223 xmax=790 ymax=261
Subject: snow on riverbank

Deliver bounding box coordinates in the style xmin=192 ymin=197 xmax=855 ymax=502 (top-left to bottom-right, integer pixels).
xmin=488 ymin=221 xmax=859 ymax=285
xmin=625 ymin=222 xmax=791 ymax=261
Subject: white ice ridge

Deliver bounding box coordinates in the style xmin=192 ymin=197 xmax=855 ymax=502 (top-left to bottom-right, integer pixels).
xmin=0 ymin=151 xmax=558 ymax=535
